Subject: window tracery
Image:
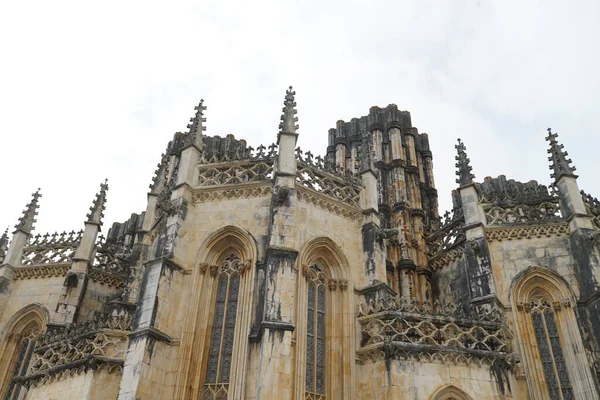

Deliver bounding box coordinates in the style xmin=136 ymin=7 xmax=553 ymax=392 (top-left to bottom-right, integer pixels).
xmin=202 ymin=254 xmax=242 ymax=400
xmin=304 ymin=264 xmax=326 ymax=400
xmin=529 ymin=297 xmax=574 ymax=400
xmin=4 ymin=328 xmax=39 ymax=400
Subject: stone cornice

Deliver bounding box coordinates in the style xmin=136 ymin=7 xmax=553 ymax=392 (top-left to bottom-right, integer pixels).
xmin=12 ymin=263 xmax=70 ymax=279
xmin=484 ymin=223 xmax=570 ymax=242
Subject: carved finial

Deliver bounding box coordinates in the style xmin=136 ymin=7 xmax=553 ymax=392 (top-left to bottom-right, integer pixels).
xmin=0 ymin=227 xmax=9 ymax=260
xmin=455 ymin=139 xmax=475 ymax=186
xmin=15 ymin=189 xmax=41 ymax=234
xmin=546 ymin=128 xmax=577 ymax=181
xmin=149 ymin=154 xmax=168 ymax=194
xmin=187 ymin=99 xmax=207 ymax=147
xmin=87 ymin=179 xmax=109 ymax=225
xmin=279 ymin=86 xmax=299 ymax=134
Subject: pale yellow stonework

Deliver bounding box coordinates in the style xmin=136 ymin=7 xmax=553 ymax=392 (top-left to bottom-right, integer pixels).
xmin=1 ymin=92 xmax=599 ymax=400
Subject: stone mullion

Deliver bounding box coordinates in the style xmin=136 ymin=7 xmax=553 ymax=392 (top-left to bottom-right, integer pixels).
xmin=294 ymin=269 xmax=309 ymax=400
xmin=174 ymin=262 xmax=207 ymax=398
xmin=327 ymin=278 xmax=336 ymax=399
xmin=538 ymin=310 xmax=564 ymax=399
xmin=555 ymin=304 xmax=599 ymax=398
xmin=516 ymin=306 xmax=548 ymax=400
xmin=189 ymin=266 xmax=220 ymax=398
xmin=229 ymin=261 xmax=252 ymax=399
xmin=340 ymin=283 xmax=354 ymax=400
xmin=215 ymin=273 xmax=231 ymax=384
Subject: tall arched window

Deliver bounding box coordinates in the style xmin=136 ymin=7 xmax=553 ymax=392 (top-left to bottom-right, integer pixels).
xmin=0 ymin=304 xmax=47 ymax=400
xmin=512 ymin=267 xmax=598 ymax=400
xmin=431 ymin=384 xmax=473 ymax=400
xmin=528 ymin=297 xmax=573 ymax=400
xmin=4 ymin=330 xmax=37 ymax=400
xmin=294 ymin=237 xmax=354 ymax=400
xmin=305 ymin=265 xmax=326 ymax=399
xmin=202 ymin=254 xmax=242 ymax=400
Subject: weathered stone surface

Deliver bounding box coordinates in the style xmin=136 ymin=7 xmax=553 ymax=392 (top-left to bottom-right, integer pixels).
xmin=1 ymin=95 xmax=600 ymax=400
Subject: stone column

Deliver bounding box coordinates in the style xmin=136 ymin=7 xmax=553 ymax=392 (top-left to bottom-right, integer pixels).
xmin=398 ymin=259 xmax=416 ymax=299
xmin=360 ymin=169 xmax=386 ymax=284
xmin=335 ymin=120 xmax=346 ymax=172
xmin=56 ymin=181 xmax=108 ymax=324
xmin=417 ymin=267 xmax=433 ymax=304
xmin=253 ymin=87 xmax=299 ymax=397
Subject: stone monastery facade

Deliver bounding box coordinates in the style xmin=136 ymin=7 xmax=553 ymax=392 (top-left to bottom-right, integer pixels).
xmin=2 ymin=87 xmax=600 ymax=400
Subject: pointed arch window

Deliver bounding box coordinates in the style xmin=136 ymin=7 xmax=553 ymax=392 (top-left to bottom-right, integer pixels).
xmin=202 ymin=254 xmax=242 ymax=400
xmin=528 ymin=298 xmax=574 ymax=400
xmin=4 ymin=330 xmax=38 ymax=400
xmin=305 ymin=264 xmax=326 ymax=400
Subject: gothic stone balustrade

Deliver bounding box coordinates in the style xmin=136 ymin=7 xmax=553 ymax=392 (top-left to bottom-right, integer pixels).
xmin=356 ymin=296 xmax=515 ymax=368
xmin=17 ymin=306 xmax=133 ymax=387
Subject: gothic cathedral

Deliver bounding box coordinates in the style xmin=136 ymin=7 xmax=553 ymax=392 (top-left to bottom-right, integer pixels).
xmin=1 ymin=87 xmax=600 ymax=399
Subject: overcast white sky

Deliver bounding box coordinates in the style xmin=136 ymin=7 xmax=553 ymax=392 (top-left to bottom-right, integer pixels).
xmin=1 ymin=0 xmax=599 ymax=236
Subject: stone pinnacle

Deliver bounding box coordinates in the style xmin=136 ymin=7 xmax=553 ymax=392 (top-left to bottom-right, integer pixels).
xmin=15 ymin=189 xmax=42 ymax=234
xmin=279 ymin=86 xmax=299 ymax=134
xmin=546 ymin=128 xmax=577 ymax=181
xmin=455 ymin=139 xmax=475 ymax=186
xmin=87 ymin=179 xmax=109 ymax=225
xmin=187 ymin=99 xmax=207 ymax=147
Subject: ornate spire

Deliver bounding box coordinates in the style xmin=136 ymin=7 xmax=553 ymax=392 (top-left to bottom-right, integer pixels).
xmin=546 ymin=128 xmax=577 ymax=181
xmin=455 ymin=139 xmax=475 ymax=186
xmin=187 ymin=99 xmax=207 ymax=147
xmin=87 ymin=179 xmax=109 ymax=225
xmin=279 ymin=86 xmax=299 ymax=134
xmin=149 ymin=154 xmax=168 ymax=194
xmin=0 ymin=227 xmax=9 ymax=260
xmin=15 ymin=189 xmax=41 ymax=234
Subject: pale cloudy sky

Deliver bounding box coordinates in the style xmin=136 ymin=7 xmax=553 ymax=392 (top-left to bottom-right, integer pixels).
xmin=1 ymin=0 xmax=599 ymax=235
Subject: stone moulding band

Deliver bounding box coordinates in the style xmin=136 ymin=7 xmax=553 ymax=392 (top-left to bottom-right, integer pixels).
xmin=355 ymin=341 xmax=513 ymax=367
xmin=18 ymin=357 xmax=123 ymax=387
xmin=89 ymin=268 xmax=126 ymax=288
xmin=12 ymin=264 xmax=70 ymax=279
xmin=192 ymin=183 xmax=272 ymax=203
xmin=485 ymin=223 xmax=570 ymax=242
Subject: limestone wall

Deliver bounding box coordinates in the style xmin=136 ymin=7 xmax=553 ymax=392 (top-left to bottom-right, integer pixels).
xmin=488 ymin=233 xmax=578 ymax=304
xmin=78 ymin=279 xmax=121 ymax=322
xmin=356 ymin=360 xmax=514 ymax=400
xmin=25 ymin=369 xmax=121 ymax=400
xmin=0 ymin=275 xmax=63 ymax=331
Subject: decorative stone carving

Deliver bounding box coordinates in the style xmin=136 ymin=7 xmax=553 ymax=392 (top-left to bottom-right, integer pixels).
xmin=197 ymin=161 xmax=274 ymax=187
xmin=21 ymin=230 xmax=83 ymax=266
xmin=209 ymin=264 xmax=219 ymax=277
xmin=199 ymin=262 xmax=209 ymax=275
xmin=193 ymin=185 xmax=272 ymax=203
xmin=485 ymin=223 xmax=570 ymax=242
xmin=327 ymin=279 xmax=337 ymax=291
xmin=338 ymin=279 xmax=348 ymax=291
xmin=296 ymin=188 xmax=362 ymax=222
xmin=296 ymin=163 xmax=362 ymax=208
xmin=484 ymin=201 xmax=561 ymax=226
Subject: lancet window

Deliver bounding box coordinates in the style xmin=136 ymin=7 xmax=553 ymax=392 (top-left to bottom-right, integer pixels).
xmin=202 ymin=254 xmax=242 ymax=400
xmin=528 ymin=298 xmax=574 ymax=400
xmin=4 ymin=330 xmax=38 ymax=400
xmin=305 ymin=264 xmax=326 ymax=400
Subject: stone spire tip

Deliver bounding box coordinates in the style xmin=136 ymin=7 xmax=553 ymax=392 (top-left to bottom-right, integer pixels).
xmin=0 ymin=227 xmax=9 ymax=259
xmin=87 ymin=179 xmax=109 ymax=225
xmin=187 ymin=99 xmax=207 ymax=147
xmin=14 ymin=189 xmax=42 ymax=234
xmin=279 ymin=86 xmax=299 ymax=134
xmin=455 ymin=138 xmax=475 ymax=186
xmin=546 ymin=128 xmax=576 ymax=181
